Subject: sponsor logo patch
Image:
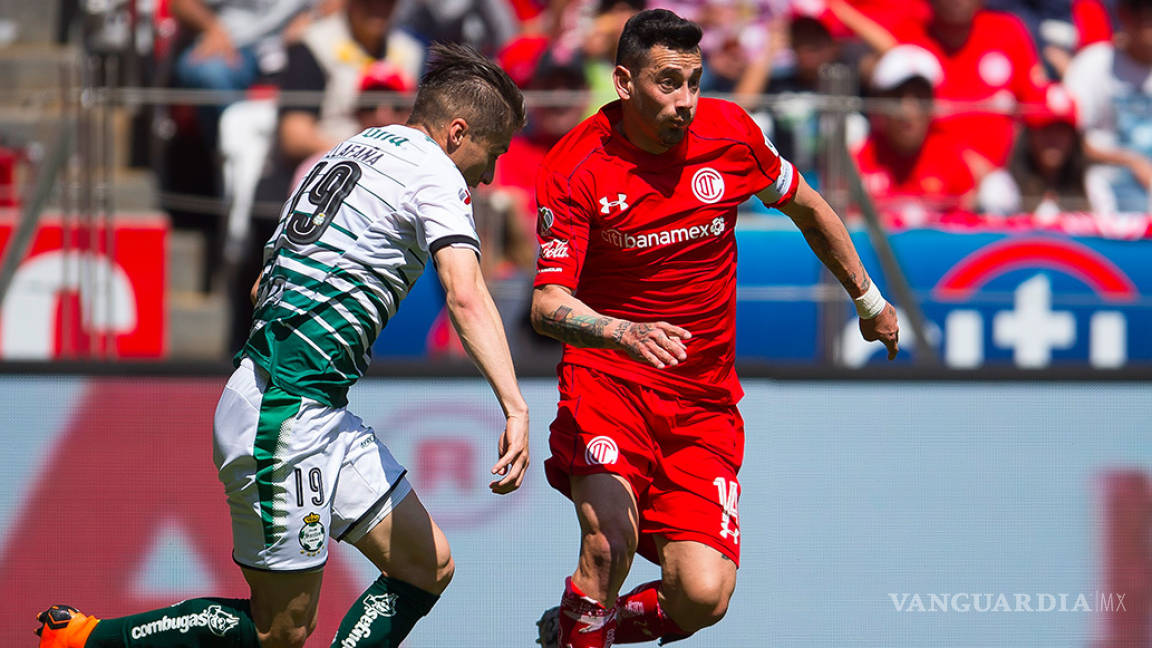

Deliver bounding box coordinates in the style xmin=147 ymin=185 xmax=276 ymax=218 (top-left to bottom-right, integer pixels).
xmin=537 ymin=206 xmax=555 ymax=236
xmin=601 ymin=217 xmax=726 ymax=250
xmin=365 ymin=593 xmax=398 ymax=617
xmin=129 ymin=605 xmax=240 ymax=639
xmin=339 ymin=593 xmax=398 ymax=648
xmin=599 ymin=193 xmax=629 ymax=215
xmin=540 ymin=239 xmax=570 ymax=259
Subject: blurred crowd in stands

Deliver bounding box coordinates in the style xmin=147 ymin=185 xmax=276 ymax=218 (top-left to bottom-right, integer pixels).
xmin=39 ymin=0 xmax=1152 ymax=357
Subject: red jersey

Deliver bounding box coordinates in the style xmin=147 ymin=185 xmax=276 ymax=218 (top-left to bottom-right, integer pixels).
xmin=854 ymin=131 xmax=975 ymax=211
xmin=534 ymin=98 xmax=798 ymax=404
xmin=894 ymin=11 xmax=1048 ymax=167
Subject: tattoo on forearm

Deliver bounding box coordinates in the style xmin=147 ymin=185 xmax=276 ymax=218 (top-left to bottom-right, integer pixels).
xmin=539 ymin=305 xmax=615 ymax=348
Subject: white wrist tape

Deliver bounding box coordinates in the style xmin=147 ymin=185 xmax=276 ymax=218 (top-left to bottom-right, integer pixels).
xmin=854 ymin=283 xmax=886 ymax=319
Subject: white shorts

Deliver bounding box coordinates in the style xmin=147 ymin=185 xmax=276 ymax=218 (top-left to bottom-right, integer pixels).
xmin=213 ymin=358 xmax=412 ymax=572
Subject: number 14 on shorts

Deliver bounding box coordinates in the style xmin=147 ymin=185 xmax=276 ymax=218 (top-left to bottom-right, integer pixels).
xmin=713 ymin=477 xmax=740 ymax=545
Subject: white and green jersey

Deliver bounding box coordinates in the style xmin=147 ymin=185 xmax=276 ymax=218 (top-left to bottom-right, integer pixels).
xmin=240 ymin=124 xmax=481 ymax=406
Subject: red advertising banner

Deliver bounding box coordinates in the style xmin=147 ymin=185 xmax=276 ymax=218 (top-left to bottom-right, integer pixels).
xmin=0 ymin=212 xmax=166 ymax=359
xmin=0 ymin=379 xmax=363 ymax=645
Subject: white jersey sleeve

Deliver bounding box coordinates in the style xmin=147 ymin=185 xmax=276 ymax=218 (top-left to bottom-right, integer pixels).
xmin=406 ymin=164 xmax=482 ymax=257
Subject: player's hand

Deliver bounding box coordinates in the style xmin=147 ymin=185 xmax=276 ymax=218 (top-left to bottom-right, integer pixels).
xmin=489 ymin=412 xmax=529 ymax=495
xmin=615 ymin=320 xmax=692 ymax=369
xmin=859 ymin=302 xmax=899 ymax=360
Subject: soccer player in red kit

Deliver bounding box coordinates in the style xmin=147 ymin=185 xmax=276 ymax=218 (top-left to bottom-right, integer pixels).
xmin=530 ymin=9 xmax=900 ymax=648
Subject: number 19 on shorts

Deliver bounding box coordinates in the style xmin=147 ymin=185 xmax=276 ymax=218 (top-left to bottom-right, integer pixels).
xmin=713 ymin=477 xmax=740 ymax=545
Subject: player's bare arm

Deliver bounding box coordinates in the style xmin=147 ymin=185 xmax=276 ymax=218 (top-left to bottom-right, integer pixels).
xmin=773 ymin=174 xmax=900 ymax=359
xmin=530 ymin=283 xmax=691 ymax=369
xmin=435 ymin=245 xmax=530 ymax=494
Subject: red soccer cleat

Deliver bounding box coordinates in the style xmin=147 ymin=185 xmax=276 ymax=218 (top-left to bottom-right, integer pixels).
xmin=35 ymin=605 xmax=99 ymax=648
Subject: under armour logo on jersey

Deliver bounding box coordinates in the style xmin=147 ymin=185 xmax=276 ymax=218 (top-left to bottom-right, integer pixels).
xmin=599 ymin=193 xmax=629 ymax=214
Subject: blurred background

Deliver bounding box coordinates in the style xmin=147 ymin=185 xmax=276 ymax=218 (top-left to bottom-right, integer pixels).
xmin=0 ymin=0 xmax=1149 ymax=646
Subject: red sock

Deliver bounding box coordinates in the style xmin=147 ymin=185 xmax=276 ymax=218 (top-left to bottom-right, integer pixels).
xmin=612 ymin=581 xmax=690 ymax=644
xmin=559 ymin=576 xmax=617 ymax=647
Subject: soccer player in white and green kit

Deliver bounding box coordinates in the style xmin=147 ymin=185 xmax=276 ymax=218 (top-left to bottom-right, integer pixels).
xmin=37 ymin=43 xmax=531 ymax=648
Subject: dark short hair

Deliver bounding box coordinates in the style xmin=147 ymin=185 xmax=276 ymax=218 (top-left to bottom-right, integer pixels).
xmin=409 ymin=42 xmax=526 ymax=138
xmin=1119 ymin=0 xmax=1152 ymax=11
xmin=615 ymin=8 xmax=702 ymax=70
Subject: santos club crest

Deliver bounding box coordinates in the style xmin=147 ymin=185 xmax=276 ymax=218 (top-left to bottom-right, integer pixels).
xmin=299 ymin=512 xmax=325 ymax=555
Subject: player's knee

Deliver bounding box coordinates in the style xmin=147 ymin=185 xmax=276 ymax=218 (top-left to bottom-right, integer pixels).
xmin=663 ymin=573 xmax=733 ymax=632
xmin=407 ymin=541 xmax=454 ymax=595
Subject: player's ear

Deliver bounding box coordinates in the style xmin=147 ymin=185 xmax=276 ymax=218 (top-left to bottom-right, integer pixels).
xmin=613 ymin=65 xmax=632 ymax=101
xmin=447 ymin=117 xmax=470 ymax=150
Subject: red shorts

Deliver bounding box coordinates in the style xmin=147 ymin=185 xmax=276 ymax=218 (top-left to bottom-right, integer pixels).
xmin=544 ymin=364 xmax=745 ymax=566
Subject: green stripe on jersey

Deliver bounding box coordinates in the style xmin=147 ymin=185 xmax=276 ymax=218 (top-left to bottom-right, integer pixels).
xmin=271 ymin=263 xmax=390 ymax=318
xmin=329 ymin=221 xmax=358 ymax=239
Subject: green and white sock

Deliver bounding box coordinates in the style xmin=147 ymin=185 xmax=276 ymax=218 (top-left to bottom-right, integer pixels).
xmin=84 ymin=598 xmax=259 ymax=648
xmin=330 ymin=576 xmax=439 ymax=648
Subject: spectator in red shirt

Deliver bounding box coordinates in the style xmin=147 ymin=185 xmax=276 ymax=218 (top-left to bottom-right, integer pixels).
xmin=846 ymin=0 xmax=1050 ymax=172
xmin=854 ymin=45 xmax=977 ymax=223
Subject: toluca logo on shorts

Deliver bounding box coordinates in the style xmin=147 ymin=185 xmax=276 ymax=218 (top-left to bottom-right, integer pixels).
xmin=584 ymin=436 xmax=619 ymax=466
xmin=299 ymin=512 xmax=325 ymax=556
xmin=129 ymin=605 xmax=240 ymax=639
xmin=599 ymin=193 xmax=629 ymax=214
xmin=541 ymin=239 xmax=570 ymax=259
xmin=339 ymin=593 xmax=398 ymax=648
xmin=538 ymin=206 xmax=555 ymax=236
xmin=602 ymin=217 xmax=725 ymax=250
